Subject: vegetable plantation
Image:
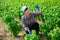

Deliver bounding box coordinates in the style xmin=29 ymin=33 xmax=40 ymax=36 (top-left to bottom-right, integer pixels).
xmin=0 ymin=0 xmax=60 ymax=40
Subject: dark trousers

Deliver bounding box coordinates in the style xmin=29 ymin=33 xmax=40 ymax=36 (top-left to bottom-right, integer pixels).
xmin=26 ymin=22 xmax=39 ymax=35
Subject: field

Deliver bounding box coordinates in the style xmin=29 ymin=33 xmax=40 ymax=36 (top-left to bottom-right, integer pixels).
xmin=0 ymin=0 xmax=60 ymax=40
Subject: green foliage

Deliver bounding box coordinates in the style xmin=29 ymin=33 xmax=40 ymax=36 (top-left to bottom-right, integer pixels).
xmin=47 ymin=27 xmax=60 ymax=40
xmin=24 ymin=30 xmax=41 ymax=40
xmin=3 ymin=15 xmax=14 ymax=24
xmin=8 ymin=20 xmax=22 ymax=36
xmin=3 ymin=15 xmax=22 ymax=36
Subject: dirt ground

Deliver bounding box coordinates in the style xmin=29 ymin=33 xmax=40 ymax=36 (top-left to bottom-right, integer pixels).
xmin=0 ymin=18 xmax=47 ymax=40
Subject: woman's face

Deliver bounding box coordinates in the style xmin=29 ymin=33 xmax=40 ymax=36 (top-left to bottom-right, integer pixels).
xmin=25 ymin=9 xmax=30 ymax=16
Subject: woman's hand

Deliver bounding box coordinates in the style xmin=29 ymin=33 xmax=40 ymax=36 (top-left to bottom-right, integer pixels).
xmin=38 ymin=10 xmax=42 ymax=14
xmin=25 ymin=27 xmax=29 ymax=31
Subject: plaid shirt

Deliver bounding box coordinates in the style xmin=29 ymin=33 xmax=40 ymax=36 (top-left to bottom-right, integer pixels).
xmin=21 ymin=12 xmax=40 ymax=28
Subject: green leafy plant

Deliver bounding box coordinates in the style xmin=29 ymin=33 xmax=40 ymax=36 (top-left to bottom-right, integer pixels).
xmin=3 ymin=15 xmax=14 ymax=24
xmin=24 ymin=30 xmax=41 ymax=40
xmin=8 ymin=20 xmax=22 ymax=36
xmin=3 ymin=15 xmax=22 ymax=36
xmin=47 ymin=27 xmax=60 ymax=40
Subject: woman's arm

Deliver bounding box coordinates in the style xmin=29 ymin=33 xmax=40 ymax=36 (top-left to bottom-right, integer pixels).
xmin=30 ymin=10 xmax=42 ymax=17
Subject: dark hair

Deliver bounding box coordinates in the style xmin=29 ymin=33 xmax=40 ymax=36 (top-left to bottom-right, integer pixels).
xmin=24 ymin=8 xmax=28 ymax=12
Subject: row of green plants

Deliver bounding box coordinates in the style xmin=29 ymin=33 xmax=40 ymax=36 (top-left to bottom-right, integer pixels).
xmin=3 ymin=15 xmax=22 ymax=36
xmin=0 ymin=10 xmax=21 ymax=36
